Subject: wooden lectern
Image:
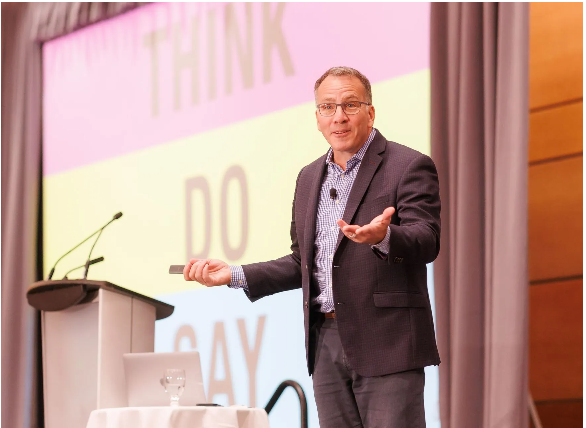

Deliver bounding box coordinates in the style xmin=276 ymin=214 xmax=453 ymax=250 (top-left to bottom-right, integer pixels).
xmin=27 ymin=280 xmax=174 ymax=428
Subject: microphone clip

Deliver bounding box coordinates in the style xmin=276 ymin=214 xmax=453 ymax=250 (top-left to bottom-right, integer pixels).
xmin=330 ymin=188 xmax=337 ymax=200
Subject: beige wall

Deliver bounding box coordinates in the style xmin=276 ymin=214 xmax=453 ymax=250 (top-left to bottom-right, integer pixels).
xmin=528 ymin=3 xmax=583 ymax=427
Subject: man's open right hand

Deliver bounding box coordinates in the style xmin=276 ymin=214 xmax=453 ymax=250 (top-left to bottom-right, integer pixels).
xmin=183 ymin=258 xmax=231 ymax=287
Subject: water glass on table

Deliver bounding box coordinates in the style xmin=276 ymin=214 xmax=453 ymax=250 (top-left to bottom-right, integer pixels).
xmin=161 ymin=368 xmax=185 ymax=406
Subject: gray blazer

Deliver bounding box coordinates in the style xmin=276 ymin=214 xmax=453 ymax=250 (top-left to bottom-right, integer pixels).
xmin=242 ymin=129 xmax=441 ymax=376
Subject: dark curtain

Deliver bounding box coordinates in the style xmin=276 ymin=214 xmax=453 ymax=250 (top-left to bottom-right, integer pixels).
xmin=2 ymin=4 xmax=43 ymax=427
xmin=1 ymin=4 xmax=145 ymax=427
xmin=431 ymin=3 xmax=529 ymax=428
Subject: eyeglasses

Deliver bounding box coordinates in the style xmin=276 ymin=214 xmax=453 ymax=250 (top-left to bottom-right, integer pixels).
xmin=316 ymin=101 xmax=371 ymax=117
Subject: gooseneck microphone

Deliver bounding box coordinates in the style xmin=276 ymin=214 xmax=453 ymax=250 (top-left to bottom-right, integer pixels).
xmin=330 ymin=188 xmax=337 ymax=200
xmin=62 ymin=257 xmax=105 ymax=280
xmin=46 ymin=212 xmax=123 ymax=280
xmin=83 ymin=212 xmax=123 ymax=279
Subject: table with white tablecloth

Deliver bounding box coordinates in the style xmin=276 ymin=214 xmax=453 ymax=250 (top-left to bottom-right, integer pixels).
xmin=86 ymin=405 xmax=270 ymax=428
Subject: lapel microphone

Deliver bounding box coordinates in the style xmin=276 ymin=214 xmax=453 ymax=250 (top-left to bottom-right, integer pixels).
xmin=330 ymin=188 xmax=337 ymax=200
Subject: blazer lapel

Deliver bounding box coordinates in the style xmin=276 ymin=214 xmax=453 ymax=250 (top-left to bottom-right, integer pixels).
xmin=303 ymin=157 xmax=328 ymax=269
xmin=335 ymin=133 xmax=386 ymax=251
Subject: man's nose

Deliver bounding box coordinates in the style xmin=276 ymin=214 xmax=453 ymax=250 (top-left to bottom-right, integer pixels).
xmin=333 ymin=105 xmax=349 ymax=123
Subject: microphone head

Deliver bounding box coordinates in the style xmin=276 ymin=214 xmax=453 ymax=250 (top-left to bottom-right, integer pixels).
xmin=113 ymin=212 xmax=123 ymax=220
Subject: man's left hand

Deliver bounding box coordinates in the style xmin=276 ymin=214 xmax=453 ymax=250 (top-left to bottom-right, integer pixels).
xmin=337 ymin=207 xmax=395 ymax=245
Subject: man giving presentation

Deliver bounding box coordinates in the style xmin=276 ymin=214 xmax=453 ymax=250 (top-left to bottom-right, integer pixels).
xmin=184 ymin=66 xmax=441 ymax=428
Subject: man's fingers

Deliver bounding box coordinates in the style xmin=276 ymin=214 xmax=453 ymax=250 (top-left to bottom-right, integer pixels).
xmin=188 ymin=259 xmax=208 ymax=284
xmin=185 ymin=258 xmax=229 ymax=286
xmin=336 ymin=219 xmax=360 ymax=239
xmin=381 ymin=207 xmax=395 ymax=223
xmin=355 ymin=224 xmax=374 ymax=239
xmin=335 ymin=207 xmax=396 ymax=245
xmin=342 ymin=225 xmax=360 ymax=240
xmin=183 ymin=262 xmax=193 ymax=281
xmin=194 ymin=259 xmax=210 ymax=284
xmin=185 ymin=258 xmax=205 ymax=281
xmin=202 ymin=263 xmax=212 ymax=286
xmin=189 ymin=261 xmax=199 ymax=281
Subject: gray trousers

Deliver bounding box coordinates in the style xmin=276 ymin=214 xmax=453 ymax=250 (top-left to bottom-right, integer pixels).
xmin=311 ymin=317 xmax=426 ymax=428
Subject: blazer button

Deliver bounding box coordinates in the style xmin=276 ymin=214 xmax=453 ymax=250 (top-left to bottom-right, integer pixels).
xmin=393 ymin=257 xmax=404 ymax=264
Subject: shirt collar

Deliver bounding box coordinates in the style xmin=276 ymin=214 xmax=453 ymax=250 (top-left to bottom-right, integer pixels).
xmin=325 ymin=128 xmax=377 ymax=171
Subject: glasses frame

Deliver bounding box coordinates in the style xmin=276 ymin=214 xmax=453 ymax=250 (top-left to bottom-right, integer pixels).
xmin=316 ymin=101 xmax=371 ymax=117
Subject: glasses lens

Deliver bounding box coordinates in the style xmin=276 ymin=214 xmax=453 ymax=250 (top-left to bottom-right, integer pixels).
xmin=343 ymin=102 xmax=361 ymax=115
xmin=319 ymin=104 xmax=336 ymax=116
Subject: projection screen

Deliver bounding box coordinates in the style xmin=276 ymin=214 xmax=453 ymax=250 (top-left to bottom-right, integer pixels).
xmin=42 ymin=3 xmax=439 ymax=427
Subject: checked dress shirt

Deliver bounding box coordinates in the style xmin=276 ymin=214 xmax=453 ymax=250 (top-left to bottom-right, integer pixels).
xmin=228 ymin=129 xmax=391 ymax=313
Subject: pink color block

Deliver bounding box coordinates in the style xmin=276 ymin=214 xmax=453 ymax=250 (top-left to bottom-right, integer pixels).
xmin=43 ymin=3 xmax=429 ymax=175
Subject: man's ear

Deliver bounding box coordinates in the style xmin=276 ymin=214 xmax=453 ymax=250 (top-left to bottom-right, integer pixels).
xmin=315 ymin=109 xmax=321 ymax=132
xmin=368 ymin=105 xmax=376 ymax=128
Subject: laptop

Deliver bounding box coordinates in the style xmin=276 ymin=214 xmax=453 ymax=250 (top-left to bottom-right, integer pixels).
xmin=123 ymin=351 xmax=207 ymax=407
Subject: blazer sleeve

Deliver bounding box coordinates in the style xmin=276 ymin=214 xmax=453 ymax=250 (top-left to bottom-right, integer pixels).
xmin=386 ymin=154 xmax=441 ymax=264
xmin=241 ymin=169 xmax=304 ymax=301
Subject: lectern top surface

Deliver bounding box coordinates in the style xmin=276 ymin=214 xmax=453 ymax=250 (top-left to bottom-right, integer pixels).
xmin=27 ymin=279 xmax=174 ymax=320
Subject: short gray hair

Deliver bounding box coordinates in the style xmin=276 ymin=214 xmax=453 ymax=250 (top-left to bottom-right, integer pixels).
xmin=314 ymin=66 xmax=372 ymax=104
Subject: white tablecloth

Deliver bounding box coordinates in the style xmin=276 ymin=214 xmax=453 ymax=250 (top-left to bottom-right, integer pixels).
xmin=86 ymin=406 xmax=270 ymax=428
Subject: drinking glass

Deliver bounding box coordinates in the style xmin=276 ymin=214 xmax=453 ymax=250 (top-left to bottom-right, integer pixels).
xmin=162 ymin=368 xmax=186 ymax=406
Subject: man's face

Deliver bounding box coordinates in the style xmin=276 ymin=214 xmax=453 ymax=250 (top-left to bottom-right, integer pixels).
xmin=315 ymin=75 xmax=375 ymax=157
